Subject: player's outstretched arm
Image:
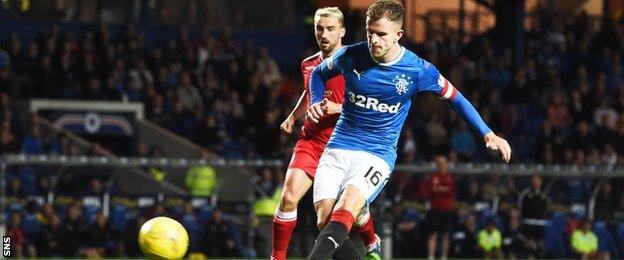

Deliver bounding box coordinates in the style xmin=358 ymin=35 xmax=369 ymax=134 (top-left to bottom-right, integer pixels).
xmin=280 ymin=90 xmax=309 ymax=134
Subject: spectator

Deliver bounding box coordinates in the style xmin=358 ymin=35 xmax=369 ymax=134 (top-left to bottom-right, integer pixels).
xmin=21 ymin=125 xmax=44 ymax=154
xmin=256 ymin=47 xmax=281 ymax=87
xmin=594 ymin=182 xmax=616 ymax=223
xmin=84 ymin=212 xmax=115 ymax=258
xmin=256 ymin=167 xmax=276 ymax=198
xmin=35 ymin=214 xmax=63 ymax=257
xmin=478 ymin=220 xmax=503 ymax=259
xmin=7 ymin=213 xmax=26 ymax=257
xmin=129 ymin=59 xmax=154 ymax=92
xmin=451 ymin=213 xmax=478 ymax=258
xmin=425 ymin=114 xmax=448 ymax=155
xmin=571 ymin=219 xmax=599 ymax=259
xmin=450 ymin=121 xmax=477 ymax=160
xmin=519 ymin=175 xmax=548 ymax=258
xmin=502 ymin=210 xmax=527 ymax=259
xmin=7 ymin=177 xmax=23 ymax=198
xmin=392 ymin=206 xmax=421 ymax=257
xmin=176 ymin=71 xmax=203 ymax=112
xmin=425 ymin=156 xmax=456 ymax=260
xmin=61 ymin=203 xmax=87 ymax=257
xmin=205 ymin=209 xmax=239 ymax=257
xmin=121 ymin=217 xmax=146 ymax=257
xmin=185 ymin=162 xmax=217 ymax=198
xmin=0 ymin=121 xmax=19 ymax=153
xmin=461 ymin=179 xmax=483 ymax=204
xmin=481 ymin=173 xmax=504 ymax=201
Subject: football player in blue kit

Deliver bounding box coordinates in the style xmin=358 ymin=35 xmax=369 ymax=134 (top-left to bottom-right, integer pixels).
xmin=305 ymin=1 xmax=512 ymax=259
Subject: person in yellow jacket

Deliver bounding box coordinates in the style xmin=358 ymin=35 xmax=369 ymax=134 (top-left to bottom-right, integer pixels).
xmin=478 ymin=220 xmax=503 ymax=259
xmin=185 ymin=165 xmax=217 ymax=197
xmin=571 ymin=219 xmax=599 ymax=259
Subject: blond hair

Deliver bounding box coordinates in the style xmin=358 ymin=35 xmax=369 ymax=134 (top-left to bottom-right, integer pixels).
xmin=314 ymin=7 xmax=344 ymax=26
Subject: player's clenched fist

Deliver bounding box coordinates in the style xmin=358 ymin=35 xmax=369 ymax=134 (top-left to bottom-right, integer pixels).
xmin=483 ymin=132 xmax=512 ymax=163
xmin=280 ymin=116 xmax=295 ymax=134
xmin=307 ymin=102 xmax=324 ymax=123
xmin=320 ymin=98 xmax=342 ymax=115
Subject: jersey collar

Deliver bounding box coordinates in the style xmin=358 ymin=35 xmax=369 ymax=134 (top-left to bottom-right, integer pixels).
xmin=370 ymin=46 xmax=405 ymax=66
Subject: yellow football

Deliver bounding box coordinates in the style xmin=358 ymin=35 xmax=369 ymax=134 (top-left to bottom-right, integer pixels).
xmin=139 ymin=216 xmax=189 ymax=260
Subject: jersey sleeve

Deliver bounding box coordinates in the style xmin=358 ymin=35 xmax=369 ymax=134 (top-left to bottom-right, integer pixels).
xmin=309 ymin=46 xmax=349 ymax=104
xmin=416 ymin=62 xmax=492 ymax=137
xmin=415 ymin=61 xmax=456 ymax=99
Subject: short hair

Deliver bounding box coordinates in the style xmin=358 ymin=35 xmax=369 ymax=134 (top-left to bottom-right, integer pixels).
xmin=314 ymin=7 xmax=344 ymax=26
xmin=366 ymin=0 xmax=404 ymax=25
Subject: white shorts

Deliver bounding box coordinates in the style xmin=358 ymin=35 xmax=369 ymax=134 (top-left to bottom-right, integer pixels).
xmin=313 ymin=148 xmax=392 ymax=204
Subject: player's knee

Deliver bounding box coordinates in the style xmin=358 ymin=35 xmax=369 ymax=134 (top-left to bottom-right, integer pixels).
xmin=337 ymin=194 xmax=365 ymax=215
xmin=278 ymin=190 xmax=300 ymax=212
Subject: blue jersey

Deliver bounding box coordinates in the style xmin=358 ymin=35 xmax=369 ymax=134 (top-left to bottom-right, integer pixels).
xmin=310 ymin=42 xmax=491 ymax=168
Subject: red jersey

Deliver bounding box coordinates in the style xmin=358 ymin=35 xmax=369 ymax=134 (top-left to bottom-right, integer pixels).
xmin=427 ymin=172 xmax=456 ymax=211
xmin=299 ymin=52 xmax=345 ymax=143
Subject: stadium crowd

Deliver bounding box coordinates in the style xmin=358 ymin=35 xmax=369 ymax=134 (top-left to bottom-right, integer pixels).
xmin=1 ymin=6 xmax=624 ymax=259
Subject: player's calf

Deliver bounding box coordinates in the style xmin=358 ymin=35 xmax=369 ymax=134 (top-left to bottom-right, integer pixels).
xmin=272 ymin=168 xmax=313 ymax=260
xmin=315 ymin=198 xmax=337 ymax=230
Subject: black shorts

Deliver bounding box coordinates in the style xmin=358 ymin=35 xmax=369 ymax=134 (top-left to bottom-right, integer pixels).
xmin=522 ymin=224 xmax=545 ymax=240
xmin=426 ymin=210 xmax=454 ymax=233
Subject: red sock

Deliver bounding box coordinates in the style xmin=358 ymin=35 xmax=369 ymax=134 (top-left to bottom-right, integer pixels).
xmin=330 ymin=209 xmax=355 ymax=232
xmin=271 ymin=210 xmax=297 ymax=260
xmin=356 ymin=215 xmax=377 ymax=248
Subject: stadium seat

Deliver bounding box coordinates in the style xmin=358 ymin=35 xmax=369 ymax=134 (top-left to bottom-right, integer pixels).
xmin=110 ymin=204 xmax=129 ymax=231
xmin=477 ymin=210 xmax=503 ymax=232
xmin=83 ymin=205 xmax=100 ymax=225
xmin=182 ymin=214 xmax=203 ymax=252
xmin=544 ymin=212 xmax=567 ymax=258
xmin=197 ymin=205 xmax=213 ymax=224
xmin=21 ymin=213 xmax=42 ymax=237
xmin=617 ymin=222 xmax=624 ymax=245
xmin=593 ymin=221 xmax=619 ymax=258
xmin=17 ymin=166 xmax=37 ymax=195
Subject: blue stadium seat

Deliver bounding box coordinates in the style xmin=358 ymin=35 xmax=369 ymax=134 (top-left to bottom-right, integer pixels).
xmin=182 ymin=214 xmax=203 ymax=252
xmin=7 ymin=202 xmax=22 ymax=215
xmin=197 ymin=205 xmax=213 ymax=224
xmin=403 ymin=208 xmax=420 ymax=222
xmin=617 ymin=223 xmax=624 ymax=247
xmin=110 ymin=204 xmax=128 ymax=231
xmin=18 ymin=167 xmax=37 ymax=195
xmin=83 ymin=205 xmax=100 ymax=225
xmin=544 ymin=212 xmax=567 ymax=258
xmin=226 ymin=217 xmax=243 ymax=256
xmin=593 ymin=221 xmax=619 ymax=258
xmin=477 ymin=210 xmax=503 ymax=232
xmin=169 ymin=206 xmax=183 ymax=219
xmin=21 ymin=213 xmax=42 ymax=238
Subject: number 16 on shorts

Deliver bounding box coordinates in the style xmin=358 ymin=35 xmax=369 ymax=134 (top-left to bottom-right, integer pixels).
xmin=364 ymin=167 xmax=383 ymax=186
xmin=3 ymin=236 xmax=10 ymax=257
xmin=362 ymin=166 xmax=390 ymax=202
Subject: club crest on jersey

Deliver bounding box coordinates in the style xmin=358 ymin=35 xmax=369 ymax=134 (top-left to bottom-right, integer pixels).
xmin=393 ymin=74 xmax=412 ymax=95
